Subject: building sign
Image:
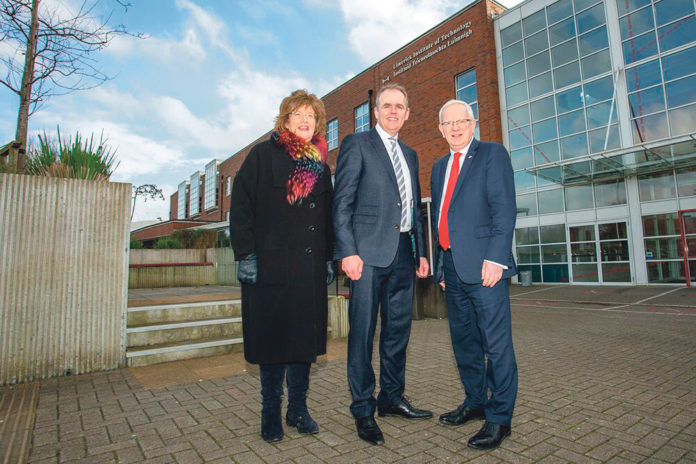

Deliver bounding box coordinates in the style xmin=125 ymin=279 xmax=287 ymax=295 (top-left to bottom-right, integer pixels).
xmin=387 ymin=22 xmax=473 ymax=81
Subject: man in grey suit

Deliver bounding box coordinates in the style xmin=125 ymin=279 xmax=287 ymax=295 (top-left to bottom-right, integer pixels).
xmin=333 ymin=83 xmax=430 ymax=445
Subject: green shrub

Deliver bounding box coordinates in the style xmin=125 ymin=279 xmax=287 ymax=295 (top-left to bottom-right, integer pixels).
xmin=154 ymin=236 xmax=184 ymax=249
xmin=25 ymin=127 xmax=119 ymax=181
xmin=129 ymin=239 xmax=145 ymax=249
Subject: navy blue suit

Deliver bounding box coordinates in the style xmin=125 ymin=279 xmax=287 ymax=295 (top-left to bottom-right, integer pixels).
xmin=431 ymin=138 xmax=518 ymax=426
xmin=333 ymin=128 xmax=426 ymax=419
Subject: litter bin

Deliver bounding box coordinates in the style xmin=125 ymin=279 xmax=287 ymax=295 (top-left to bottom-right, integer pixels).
xmin=520 ymin=270 xmax=532 ymax=287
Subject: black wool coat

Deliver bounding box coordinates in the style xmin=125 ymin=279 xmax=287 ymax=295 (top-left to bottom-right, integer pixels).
xmin=228 ymin=135 xmax=334 ymax=364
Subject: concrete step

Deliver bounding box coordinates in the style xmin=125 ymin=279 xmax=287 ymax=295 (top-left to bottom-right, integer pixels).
xmin=126 ymin=336 xmax=244 ymax=367
xmin=127 ymin=299 xmax=241 ymax=326
xmin=127 ymin=316 xmax=242 ymax=347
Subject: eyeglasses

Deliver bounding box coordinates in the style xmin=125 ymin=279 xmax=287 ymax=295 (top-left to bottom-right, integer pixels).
xmin=290 ymin=112 xmax=316 ymax=121
xmin=441 ymin=118 xmax=473 ymax=127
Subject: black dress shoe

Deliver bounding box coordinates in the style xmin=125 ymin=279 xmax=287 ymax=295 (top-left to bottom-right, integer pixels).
xmin=355 ymin=416 xmax=384 ymax=445
xmin=467 ymin=421 xmax=511 ymax=450
xmin=377 ymin=396 xmax=433 ymax=420
xmin=438 ymin=403 xmax=485 ymax=426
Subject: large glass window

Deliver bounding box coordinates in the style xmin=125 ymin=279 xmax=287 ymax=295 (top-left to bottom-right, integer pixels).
xmin=638 ymin=170 xmax=676 ymax=201
xmin=456 ymin=69 xmax=480 ymax=139
xmin=643 ymin=212 xmax=685 ymax=282
xmin=355 ymin=102 xmax=369 ymax=133
xmin=204 ymin=160 xmax=219 ymax=211
xmin=177 ymin=181 xmax=188 ymax=220
xmin=189 ymin=171 xmax=202 ymax=217
xmin=328 ymin=119 xmax=338 ymax=150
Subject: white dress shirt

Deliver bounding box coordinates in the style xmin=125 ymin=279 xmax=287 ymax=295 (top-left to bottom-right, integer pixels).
xmin=376 ymin=123 xmax=413 ymax=232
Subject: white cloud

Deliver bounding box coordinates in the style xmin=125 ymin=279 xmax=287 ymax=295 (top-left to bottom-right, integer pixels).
xmin=338 ymin=0 xmax=463 ymax=64
xmin=106 ymin=28 xmax=207 ymax=62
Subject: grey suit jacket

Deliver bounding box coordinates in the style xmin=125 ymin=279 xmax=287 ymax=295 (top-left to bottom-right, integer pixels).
xmin=332 ymin=127 xmax=426 ymax=267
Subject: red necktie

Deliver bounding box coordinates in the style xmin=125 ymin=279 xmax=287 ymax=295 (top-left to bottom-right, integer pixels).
xmin=439 ymin=152 xmax=462 ymax=250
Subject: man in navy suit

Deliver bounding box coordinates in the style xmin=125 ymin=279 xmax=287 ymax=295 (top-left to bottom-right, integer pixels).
xmin=430 ymin=99 xmax=518 ymax=450
xmin=333 ymin=84 xmax=430 ymax=446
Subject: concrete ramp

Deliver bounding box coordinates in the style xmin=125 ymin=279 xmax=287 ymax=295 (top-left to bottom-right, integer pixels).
xmin=0 ymin=382 xmax=38 ymax=464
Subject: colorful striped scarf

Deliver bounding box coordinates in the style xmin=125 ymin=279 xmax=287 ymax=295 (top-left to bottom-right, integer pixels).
xmin=274 ymin=130 xmax=328 ymax=205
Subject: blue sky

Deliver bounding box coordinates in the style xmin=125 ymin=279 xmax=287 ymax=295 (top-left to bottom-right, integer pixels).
xmin=1 ymin=0 xmax=519 ymax=222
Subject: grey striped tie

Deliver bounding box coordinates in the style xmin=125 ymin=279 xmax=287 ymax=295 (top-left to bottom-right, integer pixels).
xmin=389 ymin=137 xmax=409 ymax=229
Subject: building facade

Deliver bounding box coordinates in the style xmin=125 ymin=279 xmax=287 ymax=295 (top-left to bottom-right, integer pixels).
xmin=495 ymin=0 xmax=696 ymax=284
xmin=137 ymin=0 xmax=696 ymax=285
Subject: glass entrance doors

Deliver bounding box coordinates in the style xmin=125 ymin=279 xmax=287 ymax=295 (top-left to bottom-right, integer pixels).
xmin=569 ymin=222 xmax=632 ymax=283
xmin=678 ymin=209 xmax=696 ymax=286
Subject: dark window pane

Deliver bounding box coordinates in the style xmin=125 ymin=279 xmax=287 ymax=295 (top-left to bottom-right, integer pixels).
xmin=638 ymin=171 xmax=676 ymax=201
xmin=501 ymin=22 xmax=522 ymax=47
xmin=572 ymin=243 xmax=597 ymax=264
xmin=517 ymin=244 xmax=541 ymax=262
xmin=543 ymin=264 xmax=570 ymax=282
xmin=560 ymin=133 xmax=588 ymax=159
xmin=573 ymin=263 xmax=600 ymax=281
xmin=645 ymin=238 xmax=683 ymax=258
xmin=516 ymin=192 xmax=538 ymax=216
xmin=529 ymin=72 xmax=554 ymax=97
xmin=549 ymin=18 xmax=576 ymax=45
xmin=457 ymin=69 xmax=476 ymax=88
xmin=642 ymin=212 xmax=679 ymax=237
xmin=570 ymin=225 xmax=595 ymax=241
xmin=599 ymin=222 xmax=627 ymax=240
xmin=626 ymin=59 xmax=661 ymax=92
xmin=576 ymin=3 xmax=605 ymax=34
xmin=582 ymin=49 xmax=611 ymax=79
xmin=602 ymin=262 xmax=632 ymax=282
xmin=554 ymin=60 xmax=581 ymax=88
xmin=623 ymin=31 xmax=658 ymax=64
xmin=676 ymin=166 xmax=696 ymax=197
xmin=556 ymin=85 xmax=584 ymax=112
xmin=525 ymin=30 xmax=549 ymax=56
xmin=558 ymin=109 xmax=586 ymax=136
xmin=516 ymin=226 xmax=540 ymax=245
xmin=655 ymin=0 xmax=695 ymax=26
xmin=663 ymin=46 xmax=696 ymax=81
xmin=517 ymin=264 xmax=543 ymax=281
xmin=503 ymin=42 xmax=525 ymax=66
xmin=541 ymin=224 xmax=567 ymax=243
xmin=538 ymin=188 xmax=564 ymax=213
xmin=523 ymin=10 xmax=547 ymax=37
xmin=584 ymin=75 xmax=614 ymax=103
xmin=457 ymin=85 xmax=477 ymax=104
xmin=647 ymin=261 xmax=685 ymax=283
xmin=527 ymin=50 xmax=551 ymax=76
xmin=565 ymin=183 xmax=593 ymax=209
xmin=658 ymin=15 xmax=696 ymax=52
xmin=533 ymin=118 xmax=559 ymax=143
xmin=552 ymin=39 xmax=579 ymax=67
xmin=619 ymin=7 xmax=655 ymax=38
xmin=628 ymin=85 xmax=665 ymax=116
xmin=579 ymin=25 xmax=609 ymax=56
xmin=600 ymin=241 xmax=629 ymax=261
xmin=542 ymin=244 xmax=568 ymax=262
xmin=548 ymin=0 xmax=573 ymax=24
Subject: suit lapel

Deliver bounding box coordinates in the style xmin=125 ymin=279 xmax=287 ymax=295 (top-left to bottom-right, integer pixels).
xmin=369 ymin=128 xmax=399 ymax=190
xmin=451 ymin=138 xmax=479 ymax=201
xmin=433 ymin=155 xmax=448 ymax=218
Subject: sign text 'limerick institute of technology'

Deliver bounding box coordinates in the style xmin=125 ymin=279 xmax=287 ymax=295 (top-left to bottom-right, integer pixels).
xmin=389 ymin=22 xmax=473 ymax=80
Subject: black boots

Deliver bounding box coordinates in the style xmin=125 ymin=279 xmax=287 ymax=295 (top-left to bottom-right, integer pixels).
xmin=259 ymin=364 xmax=285 ymax=442
xmin=259 ymin=362 xmax=317 ymax=442
xmin=286 ymin=363 xmax=318 ymax=434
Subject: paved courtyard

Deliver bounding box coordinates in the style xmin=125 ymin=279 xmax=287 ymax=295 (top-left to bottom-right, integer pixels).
xmin=20 ymin=285 xmax=696 ymax=462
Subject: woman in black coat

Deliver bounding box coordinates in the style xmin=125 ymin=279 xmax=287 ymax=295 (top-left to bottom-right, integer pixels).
xmin=228 ymin=89 xmax=335 ymax=443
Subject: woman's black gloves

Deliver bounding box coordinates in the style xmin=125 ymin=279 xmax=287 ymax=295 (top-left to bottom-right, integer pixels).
xmin=326 ymin=261 xmax=336 ymax=285
xmin=237 ymin=253 xmax=258 ymax=284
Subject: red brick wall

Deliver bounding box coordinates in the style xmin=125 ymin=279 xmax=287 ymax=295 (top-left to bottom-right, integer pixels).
xmin=170 ymin=193 xmax=178 ymax=221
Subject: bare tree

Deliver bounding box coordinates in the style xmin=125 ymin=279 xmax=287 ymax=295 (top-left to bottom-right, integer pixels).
xmin=0 ymin=0 xmax=137 ymax=170
xmin=131 ymin=184 xmax=164 ymax=221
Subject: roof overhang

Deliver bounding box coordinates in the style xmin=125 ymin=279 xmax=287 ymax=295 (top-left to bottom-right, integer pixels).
xmin=525 ymin=132 xmax=696 ymax=185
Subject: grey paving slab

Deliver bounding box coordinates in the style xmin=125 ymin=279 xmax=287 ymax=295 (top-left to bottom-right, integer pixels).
xmin=22 ymin=288 xmax=696 ymax=463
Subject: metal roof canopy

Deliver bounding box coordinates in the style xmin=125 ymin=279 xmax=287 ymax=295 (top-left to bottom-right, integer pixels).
xmin=524 ymin=132 xmax=696 ymax=185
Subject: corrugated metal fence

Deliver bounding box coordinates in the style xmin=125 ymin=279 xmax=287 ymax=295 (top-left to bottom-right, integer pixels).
xmin=0 ymin=174 xmax=131 ymax=385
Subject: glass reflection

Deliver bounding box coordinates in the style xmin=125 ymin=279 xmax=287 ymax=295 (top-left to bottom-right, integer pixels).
xmin=658 ymin=16 xmax=696 ymax=52
xmin=565 ymin=183 xmax=593 ymax=209
xmin=538 ymin=188 xmax=564 ymax=213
